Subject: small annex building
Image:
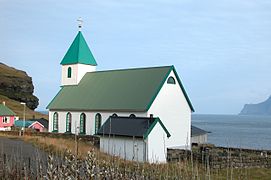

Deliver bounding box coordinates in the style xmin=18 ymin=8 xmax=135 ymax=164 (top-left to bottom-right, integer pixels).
xmin=191 ymin=126 xmax=208 ymax=145
xmin=97 ymin=116 xmax=170 ymax=162
xmin=0 ymin=102 xmax=16 ymax=131
xmin=47 ymin=27 xmax=194 ymax=162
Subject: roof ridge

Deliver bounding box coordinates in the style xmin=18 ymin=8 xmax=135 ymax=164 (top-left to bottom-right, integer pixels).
xmin=88 ymin=65 xmax=173 ymax=74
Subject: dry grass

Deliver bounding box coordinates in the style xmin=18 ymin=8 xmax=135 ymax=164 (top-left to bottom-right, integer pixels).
xmin=1 ymin=133 xmax=271 ymax=179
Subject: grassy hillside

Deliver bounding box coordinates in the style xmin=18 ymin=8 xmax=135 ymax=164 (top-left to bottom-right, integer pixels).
xmin=0 ymin=94 xmax=48 ymax=120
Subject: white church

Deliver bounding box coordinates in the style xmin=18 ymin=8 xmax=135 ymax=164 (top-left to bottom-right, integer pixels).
xmin=47 ymin=25 xmax=194 ymax=162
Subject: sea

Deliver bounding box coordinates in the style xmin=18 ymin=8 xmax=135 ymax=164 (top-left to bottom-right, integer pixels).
xmin=192 ymin=114 xmax=271 ymax=150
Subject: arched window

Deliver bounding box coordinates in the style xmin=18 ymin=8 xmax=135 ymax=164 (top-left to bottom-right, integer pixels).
xmin=129 ymin=114 xmax=136 ymax=118
xmin=66 ymin=112 xmax=72 ymax=133
xmin=67 ymin=67 xmax=72 ymax=78
xmin=80 ymin=113 xmax=86 ymax=134
xmin=53 ymin=112 xmax=58 ymax=132
xmin=95 ymin=113 xmax=102 ymax=134
xmin=167 ymin=76 xmax=176 ymax=84
xmin=112 ymin=113 xmax=118 ymax=117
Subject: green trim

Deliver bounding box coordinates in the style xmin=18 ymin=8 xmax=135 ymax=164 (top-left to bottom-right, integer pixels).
xmin=146 ymin=65 xmax=194 ymax=112
xmin=172 ymin=67 xmax=195 ymax=112
xmin=52 ymin=130 xmax=58 ymax=133
xmin=143 ymin=118 xmax=171 ymax=140
xmin=145 ymin=66 xmax=173 ymax=110
xmin=46 ymin=87 xmax=64 ymax=109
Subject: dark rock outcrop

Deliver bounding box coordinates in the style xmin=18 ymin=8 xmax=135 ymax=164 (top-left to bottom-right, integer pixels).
xmin=0 ymin=62 xmax=39 ymax=110
xmin=239 ymin=96 xmax=271 ymax=115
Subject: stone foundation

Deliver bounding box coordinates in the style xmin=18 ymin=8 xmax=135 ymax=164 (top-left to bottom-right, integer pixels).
xmin=167 ymin=145 xmax=271 ymax=169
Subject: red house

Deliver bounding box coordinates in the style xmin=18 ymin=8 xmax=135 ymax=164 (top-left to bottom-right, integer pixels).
xmin=0 ymin=102 xmax=16 ymax=131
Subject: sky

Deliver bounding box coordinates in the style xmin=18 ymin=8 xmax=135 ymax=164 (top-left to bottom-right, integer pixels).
xmin=1 ymin=0 xmax=271 ymax=114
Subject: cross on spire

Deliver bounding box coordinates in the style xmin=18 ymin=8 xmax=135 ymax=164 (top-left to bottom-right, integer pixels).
xmin=77 ymin=17 xmax=83 ymax=31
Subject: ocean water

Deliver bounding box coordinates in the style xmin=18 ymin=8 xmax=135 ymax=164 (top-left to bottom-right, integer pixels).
xmin=192 ymin=114 xmax=271 ymax=150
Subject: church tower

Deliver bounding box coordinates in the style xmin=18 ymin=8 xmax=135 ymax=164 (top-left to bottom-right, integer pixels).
xmin=60 ymin=19 xmax=97 ymax=86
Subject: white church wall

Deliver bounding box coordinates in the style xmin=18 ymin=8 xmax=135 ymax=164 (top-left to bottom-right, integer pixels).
xmin=77 ymin=64 xmax=96 ymax=84
xmin=61 ymin=64 xmax=78 ymax=86
xmin=61 ymin=64 xmax=96 ymax=86
xmin=100 ymin=136 xmax=145 ymax=162
xmin=49 ymin=110 xmax=147 ymax=135
xmin=147 ymin=123 xmax=168 ymax=163
xmin=147 ymin=70 xmax=192 ymax=149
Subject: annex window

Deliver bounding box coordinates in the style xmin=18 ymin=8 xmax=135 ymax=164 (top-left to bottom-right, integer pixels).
xmin=167 ymin=76 xmax=176 ymax=84
xmin=66 ymin=112 xmax=72 ymax=133
xmin=129 ymin=114 xmax=136 ymax=118
xmin=67 ymin=67 xmax=72 ymax=78
xmin=95 ymin=113 xmax=102 ymax=134
xmin=53 ymin=112 xmax=58 ymax=132
xmin=80 ymin=113 xmax=86 ymax=134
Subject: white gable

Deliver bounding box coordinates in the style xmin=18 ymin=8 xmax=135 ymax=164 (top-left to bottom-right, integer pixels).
xmin=148 ymin=69 xmax=192 ymax=149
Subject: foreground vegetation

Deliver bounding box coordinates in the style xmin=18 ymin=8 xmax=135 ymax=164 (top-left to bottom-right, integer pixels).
xmin=0 ymin=133 xmax=271 ymax=179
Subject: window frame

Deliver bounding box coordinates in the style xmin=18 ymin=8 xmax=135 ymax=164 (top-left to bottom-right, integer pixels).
xmin=53 ymin=112 xmax=59 ymax=132
xmin=95 ymin=113 xmax=102 ymax=134
xmin=80 ymin=113 xmax=86 ymax=134
xmin=167 ymin=76 xmax=176 ymax=84
xmin=67 ymin=67 xmax=72 ymax=78
xmin=66 ymin=112 xmax=72 ymax=133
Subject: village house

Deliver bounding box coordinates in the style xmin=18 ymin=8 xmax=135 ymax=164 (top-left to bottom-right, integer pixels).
xmin=47 ymin=26 xmax=194 ymax=162
xmin=15 ymin=118 xmax=48 ymax=132
xmin=0 ymin=102 xmax=16 ymax=131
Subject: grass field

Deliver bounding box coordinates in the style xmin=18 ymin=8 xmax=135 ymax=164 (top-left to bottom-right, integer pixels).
xmin=0 ymin=133 xmax=270 ymax=179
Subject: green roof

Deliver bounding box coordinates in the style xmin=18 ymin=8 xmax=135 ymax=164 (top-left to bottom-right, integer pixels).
xmin=0 ymin=104 xmax=16 ymax=116
xmin=47 ymin=66 xmax=194 ymax=112
xmin=60 ymin=31 xmax=97 ymax=66
xmin=14 ymin=120 xmax=33 ymax=128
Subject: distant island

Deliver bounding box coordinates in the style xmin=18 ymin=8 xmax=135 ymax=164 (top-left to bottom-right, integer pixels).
xmin=239 ymin=96 xmax=271 ymax=115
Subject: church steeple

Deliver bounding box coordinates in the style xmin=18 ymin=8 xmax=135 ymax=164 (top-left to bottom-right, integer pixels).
xmin=61 ymin=19 xmax=97 ymax=86
xmin=60 ymin=31 xmax=97 ymax=66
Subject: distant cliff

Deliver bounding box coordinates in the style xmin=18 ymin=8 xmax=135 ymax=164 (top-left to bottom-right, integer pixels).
xmin=239 ymin=96 xmax=271 ymax=115
xmin=0 ymin=62 xmax=39 ymax=110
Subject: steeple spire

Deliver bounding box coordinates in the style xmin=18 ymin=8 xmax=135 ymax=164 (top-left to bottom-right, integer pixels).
xmin=77 ymin=17 xmax=83 ymax=31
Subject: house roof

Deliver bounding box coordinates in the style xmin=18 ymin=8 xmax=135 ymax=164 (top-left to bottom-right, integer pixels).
xmin=0 ymin=104 xmax=16 ymax=116
xmin=191 ymin=125 xmax=208 ymax=137
xmin=97 ymin=116 xmax=171 ymax=139
xmin=14 ymin=118 xmax=48 ymax=129
xmin=28 ymin=118 xmax=48 ymax=129
xmin=14 ymin=120 xmax=33 ymax=128
xmin=47 ymin=66 xmax=194 ymax=112
xmin=60 ymin=31 xmax=97 ymax=66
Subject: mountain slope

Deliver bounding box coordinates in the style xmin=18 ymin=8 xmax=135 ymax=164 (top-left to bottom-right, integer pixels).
xmin=0 ymin=62 xmax=48 ymax=119
xmin=0 ymin=63 xmax=39 ymax=110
